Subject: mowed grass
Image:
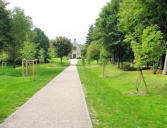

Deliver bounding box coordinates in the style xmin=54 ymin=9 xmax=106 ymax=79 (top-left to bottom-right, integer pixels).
xmin=77 ymin=63 xmax=167 ymax=128
xmin=0 ymin=61 xmax=69 ymax=123
xmin=51 ymin=57 xmax=70 ymax=65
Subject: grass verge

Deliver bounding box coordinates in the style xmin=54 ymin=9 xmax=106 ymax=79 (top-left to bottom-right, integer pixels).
xmin=0 ymin=62 xmax=68 ymax=123
xmin=78 ymin=63 xmax=167 ymax=128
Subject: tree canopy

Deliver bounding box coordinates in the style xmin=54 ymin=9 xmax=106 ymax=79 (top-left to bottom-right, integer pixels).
xmin=0 ymin=0 xmax=11 ymax=51
xmin=83 ymin=0 xmax=167 ymax=74
xmin=86 ymin=42 xmax=100 ymax=63
xmin=86 ymin=25 xmax=94 ymax=46
xmin=53 ymin=37 xmax=72 ymax=64
xmin=33 ymin=28 xmax=49 ymax=62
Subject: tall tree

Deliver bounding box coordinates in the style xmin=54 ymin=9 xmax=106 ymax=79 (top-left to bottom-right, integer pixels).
xmin=33 ymin=28 xmax=49 ymax=62
xmin=93 ymin=0 xmax=131 ymax=68
xmin=0 ymin=0 xmax=11 ymax=51
xmin=9 ymin=7 xmax=32 ymax=67
xmin=53 ymin=37 xmax=72 ymax=64
xmin=86 ymin=25 xmax=94 ymax=46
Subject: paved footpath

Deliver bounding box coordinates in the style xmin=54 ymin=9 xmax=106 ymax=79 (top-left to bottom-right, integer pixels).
xmin=0 ymin=65 xmax=93 ymax=128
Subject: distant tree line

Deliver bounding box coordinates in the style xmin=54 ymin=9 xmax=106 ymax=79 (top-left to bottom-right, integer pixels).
xmin=83 ymin=0 xmax=167 ymax=75
xmin=0 ymin=0 xmax=72 ymax=67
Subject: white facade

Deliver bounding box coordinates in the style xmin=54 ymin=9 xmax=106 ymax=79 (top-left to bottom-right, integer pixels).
xmin=72 ymin=39 xmax=81 ymax=59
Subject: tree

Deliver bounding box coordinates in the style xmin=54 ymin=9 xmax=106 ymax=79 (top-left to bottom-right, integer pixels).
xmin=86 ymin=25 xmax=94 ymax=46
xmin=39 ymin=48 xmax=45 ymax=63
xmin=53 ymin=37 xmax=72 ymax=64
xmin=81 ymin=45 xmax=87 ymax=57
xmin=20 ymin=41 xmax=36 ymax=60
xmin=142 ymin=25 xmax=165 ymax=74
xmin=33 ymin=28 xmax=49 ymax=62
xmin=93 ymin=0 xmax=131 ymax=68
xmin=100 ymin=47 xmax=109 ymax=77
xmin=118 ymin=0 xmax=167 ymax=72
xmin=9 ymin=7 xmax=32 ymax=67
xmin=86 ymin=42 xmax=100 ymax=63
xmin=80 ymin=45 xmax=87 ymax=65
xmin=48 ymin=41 xmax=55 ymax=63
xmin=131 ymin=25 xmax=164 ymax=93
xmin=0 ymin=51 xmax=8 ymax=62
xmin=0 ymin=0 xmax=11 ymax=51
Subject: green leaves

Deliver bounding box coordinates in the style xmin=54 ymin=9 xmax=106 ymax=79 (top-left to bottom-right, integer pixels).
xmin=86 ymin=42 xmax=100 ymax=62
xmin=132 ymin=25 xmax=165 ymax=69
xmin=33 ymin=28 xmax=49 ymax=61
xmin=11 ymin=7 xmax=32 ymax=44
xmin=0 ymin=0 xmax=11 ymax=50
xmin=39 ymin=48 xmax=45 ymax=62
xmin=100 ymin=47 xmax=109 ymax=65
xmin=86 ymin=25 xmax=94 ymax=46
xmin=20 ymin=41 xmax=37 ymax=60
xmin=53 ymin=37 xmax=72 ymax=58
xmin=0 ymin=2 xmax=51 ymax=67
xmin=0 ymin=51 xmax=8 ymax=62
xmin=48 ymin=41 xmax=55 ymax=59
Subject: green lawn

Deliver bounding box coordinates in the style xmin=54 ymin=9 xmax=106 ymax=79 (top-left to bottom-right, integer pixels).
xmin=0 ymin=62 xmax=69 ymax=123
xmin=77 ymin=63 xmax=167 ymax=128
xmin=50 ymin=57 xmax=70 ymax=65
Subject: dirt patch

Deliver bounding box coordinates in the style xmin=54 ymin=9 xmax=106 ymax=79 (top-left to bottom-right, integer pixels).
xmin=124 ymin=91 xmax=148 ymax=96
xmin=144 ymin=70 xmax=162 ymax=74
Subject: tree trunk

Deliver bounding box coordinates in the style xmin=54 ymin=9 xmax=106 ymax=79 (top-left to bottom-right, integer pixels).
xmin=160 ymin=56 xmax=163 ymax=70
xmin=12 ymin=46 xmax=16 ymax=68
xmin=121 ymin=62 xmax=124 ymax=69
xmin=136 ymin=72 xmax=141 ymax=93
xmin=160 ymin=54 xmax=165 ymax=70
xmin=110 ymin=57 xmax=112 ymax=64
xmin=153 ymin=69 xmax=157 ymax=75
xmin=112 ymin=52 xmax=115 ymax=64
xmin=60 ymin=57 xmax=63 ymax=64
xmin=117 ymin=47 xmax=121 ymax=69
xmin=118 ymin=59 xmax=120 ymax=69
xmin=146 ymin=62 xmax=149 ymax=69
xmin=103 ymin=64 xmax=106 ymax=77
xmin=163 ymin=50 xmax=167 ymax=75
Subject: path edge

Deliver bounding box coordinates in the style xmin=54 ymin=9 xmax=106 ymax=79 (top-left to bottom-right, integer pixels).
xmin=76 ymin=66 xmax=93 ymax=128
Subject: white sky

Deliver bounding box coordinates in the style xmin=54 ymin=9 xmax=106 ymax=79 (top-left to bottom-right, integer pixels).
xmin=6 ymin=0 xmax=110 ymax=44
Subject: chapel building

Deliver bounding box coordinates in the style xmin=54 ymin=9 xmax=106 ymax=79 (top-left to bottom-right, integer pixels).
xmin=72 ymin=39 xmax=81 ymax=59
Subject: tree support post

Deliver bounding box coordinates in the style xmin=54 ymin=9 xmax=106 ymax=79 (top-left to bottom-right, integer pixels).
xmin=136 ymin=70 xmax=149 ymax=94
xmin=22 ymin=59 xmax=38 ymax=81
xmin=140 ymin=70 xmax=149 ymax=94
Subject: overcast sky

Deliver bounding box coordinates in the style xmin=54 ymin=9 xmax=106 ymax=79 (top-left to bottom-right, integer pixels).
xmin=6 ymin=0 xmax=110 ymax=44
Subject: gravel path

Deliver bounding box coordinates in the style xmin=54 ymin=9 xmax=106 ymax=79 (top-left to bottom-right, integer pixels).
xmin=0 ymin=65 xmax=93 ymax=128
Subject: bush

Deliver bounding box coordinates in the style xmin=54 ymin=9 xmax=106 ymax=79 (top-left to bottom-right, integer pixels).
xmin=81 ymin=56 xmax=86 ymax=65
xmin=121 ymin=62 xmax=136 ymax=71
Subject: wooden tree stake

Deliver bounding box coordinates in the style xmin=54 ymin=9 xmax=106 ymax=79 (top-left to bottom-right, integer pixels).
xmin=140 ymin=70 xmax=149 ymax=94
xmin=22 ymin=59 xmax=38 ymax=81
